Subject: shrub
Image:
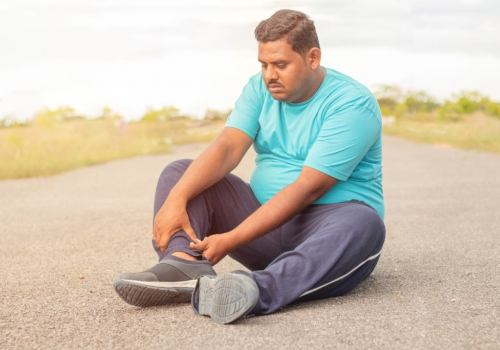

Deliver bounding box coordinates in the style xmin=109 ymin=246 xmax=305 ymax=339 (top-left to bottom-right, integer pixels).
xmin=374 ymin=86 xmax=439 ymax=117
xmin=204 ymin=108 xmax=232 ymax=121
xmin=141 ymin=106 xmax=180 ymax=122
xmin=33 ymin=106 xmax=82 ymax=127
xmin=403 ymin=91 xmax=440 ymax=113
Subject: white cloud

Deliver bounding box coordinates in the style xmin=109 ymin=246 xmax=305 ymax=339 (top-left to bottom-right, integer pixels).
xmin=1 ymin=0 xmax=499 ymax=119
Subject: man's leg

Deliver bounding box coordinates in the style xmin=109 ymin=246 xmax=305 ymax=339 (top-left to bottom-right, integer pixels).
xmin=191 ymin=201 xmax=385 ymax=321
xmin=240 ymin=201 xmax=385 ymax=315
xmin=114 ymin=159 xmax=281 ymax=307
xmin=152 ymin=159 xmax=263 ymax=261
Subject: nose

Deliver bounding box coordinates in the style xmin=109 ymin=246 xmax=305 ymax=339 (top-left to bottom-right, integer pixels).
xmin=264 ymin=65 xmax=279 ymax=82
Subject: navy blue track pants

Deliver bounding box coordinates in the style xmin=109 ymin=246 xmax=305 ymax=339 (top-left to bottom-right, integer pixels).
xmin=153 ymin=159 xmax=386 ymax=315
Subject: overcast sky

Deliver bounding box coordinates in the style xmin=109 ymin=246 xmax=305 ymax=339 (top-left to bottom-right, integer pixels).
xmin=1 ymin=0 xmax=499 ymax=120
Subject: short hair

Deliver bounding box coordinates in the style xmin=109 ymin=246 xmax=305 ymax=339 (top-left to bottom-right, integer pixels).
xmin=254 ymin=9 xmax=320 ymax=56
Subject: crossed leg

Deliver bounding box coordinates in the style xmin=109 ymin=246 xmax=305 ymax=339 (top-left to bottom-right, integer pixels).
xmin=152 ymin=159 xmax=386 ymax=315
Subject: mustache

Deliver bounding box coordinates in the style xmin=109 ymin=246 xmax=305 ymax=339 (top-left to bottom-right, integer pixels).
xmin=267 ymin=80 xmax=283 ymax=88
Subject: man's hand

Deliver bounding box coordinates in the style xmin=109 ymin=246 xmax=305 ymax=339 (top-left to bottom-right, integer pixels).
xmin=189 ymin=234 xmax=233 ymax=265
xmin=153 ymin=196 xmax=200 ymax=253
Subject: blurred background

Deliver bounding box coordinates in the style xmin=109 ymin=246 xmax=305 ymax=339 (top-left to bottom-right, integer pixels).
xmin=1 ymin=0 xmax=499 ymax=179
xmin=1 ymin=0 xmax=499 ymax=120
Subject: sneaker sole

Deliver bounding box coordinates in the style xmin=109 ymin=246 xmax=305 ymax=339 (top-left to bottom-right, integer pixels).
xmin=197 ymin=274 xmax=259 ymax=324
xmin=113 ymin=277 xmax=196 ymax=307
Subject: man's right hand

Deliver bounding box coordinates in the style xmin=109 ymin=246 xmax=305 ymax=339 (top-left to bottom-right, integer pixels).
xmin=153 ymin=196 xmax=200 ymax=253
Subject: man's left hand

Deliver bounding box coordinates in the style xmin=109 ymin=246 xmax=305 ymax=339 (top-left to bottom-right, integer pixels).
xmin=189 ymin=234 xmax=233 ymax=266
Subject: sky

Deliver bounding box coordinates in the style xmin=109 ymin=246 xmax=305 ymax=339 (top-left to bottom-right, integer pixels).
xmin=1 ymin=0 xmax=499 ymax=120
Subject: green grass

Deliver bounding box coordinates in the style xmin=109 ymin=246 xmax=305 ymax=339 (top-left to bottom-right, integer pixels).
xmin=383 ymin=113 xmax=500 ymax=154
xmin=0 ymin=118 xmax=223 ymax=180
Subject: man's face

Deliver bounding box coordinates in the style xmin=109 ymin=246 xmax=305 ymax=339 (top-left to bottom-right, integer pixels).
xmin=258 ymin=39 xmax=314 ymax=103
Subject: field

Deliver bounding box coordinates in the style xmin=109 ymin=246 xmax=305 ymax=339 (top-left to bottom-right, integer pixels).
xmin=0 ymin=118 xmax=223 ymax=180
xmin=1 ymin=110 xmax=500 ymax=181
xmin=383 ymin=113 xmax=500 ymax=154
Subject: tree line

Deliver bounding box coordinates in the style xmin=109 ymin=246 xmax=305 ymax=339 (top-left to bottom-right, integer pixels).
xmin=375 ymin=85 xmax=500 ymax=121
xmin=0 ymin=106 xmax=232 ymax=129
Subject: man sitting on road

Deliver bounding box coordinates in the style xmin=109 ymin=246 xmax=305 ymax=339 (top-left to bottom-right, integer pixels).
xmin=114 ymin=9 xmax=386 ymax=325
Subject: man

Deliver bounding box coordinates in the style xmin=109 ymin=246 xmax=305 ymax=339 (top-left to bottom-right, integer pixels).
xmin=114 ymin=9 xmax=385 ymax=325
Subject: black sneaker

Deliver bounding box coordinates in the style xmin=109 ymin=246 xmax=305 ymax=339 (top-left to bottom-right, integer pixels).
xmin=191 ymin=273 xmax=259 ymax=324
xmin=113 ymin=259 xmax=216 ymax=307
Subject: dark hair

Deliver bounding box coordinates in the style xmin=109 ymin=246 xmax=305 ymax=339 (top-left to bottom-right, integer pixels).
xmin=254 ymin=9 xmax=320 ymax=56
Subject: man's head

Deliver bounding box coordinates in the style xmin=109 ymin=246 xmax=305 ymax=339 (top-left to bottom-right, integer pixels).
xmin=255 ymin=9 xmax=320 ymax=57
xmin=255 ymin=10 xmax=323 ymax=103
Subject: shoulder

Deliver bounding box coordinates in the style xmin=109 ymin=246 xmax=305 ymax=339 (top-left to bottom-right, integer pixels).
xmin=244 ymin=72 xmax=266 ymax=98
xmin=322 ymin=68 xmax=380 ymax=119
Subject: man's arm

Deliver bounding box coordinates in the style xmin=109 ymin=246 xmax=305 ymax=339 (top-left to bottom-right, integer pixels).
xmin=191 ymin=165 xmax=338 ymax=264
xmin=153 ymin=127 xmax=253 ymax=252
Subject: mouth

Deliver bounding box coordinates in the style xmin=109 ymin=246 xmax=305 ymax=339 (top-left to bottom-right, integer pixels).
xmin=267 ymin=83 xmax=284 ymax=93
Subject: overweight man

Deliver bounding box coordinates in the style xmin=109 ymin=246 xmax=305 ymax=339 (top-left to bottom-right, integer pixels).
xmin=114 ymin=9 xmax=386 ymax=325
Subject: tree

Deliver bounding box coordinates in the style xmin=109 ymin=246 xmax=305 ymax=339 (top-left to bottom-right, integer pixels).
xmin=373 ymin=85 xmax=404 ymax=116
xmin=403 ymin=91 xmax=440 ymax=113
xmin=33 ymin=106 xmax=80 ymax=127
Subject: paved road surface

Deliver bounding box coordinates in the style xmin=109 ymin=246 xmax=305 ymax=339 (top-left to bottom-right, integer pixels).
xmin=1 ymin=136 xmax=499 ymax=349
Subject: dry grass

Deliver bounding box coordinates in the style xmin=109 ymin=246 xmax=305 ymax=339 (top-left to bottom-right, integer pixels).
xmin=383 ymin=113 xmax=500 ymax=154
xmin=3 ymin=112 xmax=498 ymax=180
xmin=0 ymin=118 xmax=223 ymax=180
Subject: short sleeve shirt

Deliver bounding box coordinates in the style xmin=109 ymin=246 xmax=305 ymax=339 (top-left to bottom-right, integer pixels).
xmin=225 ymin=67 xmax=385 ymax=219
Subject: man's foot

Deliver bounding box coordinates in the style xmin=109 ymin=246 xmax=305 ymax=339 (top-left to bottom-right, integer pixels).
xmin=113 ymin=259 xmax=216 ymax=307
xmin=191 ymin=273 xmax=259 ymax=324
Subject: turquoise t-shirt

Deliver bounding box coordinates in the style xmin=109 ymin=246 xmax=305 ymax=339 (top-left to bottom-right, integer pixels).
xmin=226 ymin=67 xmax=385 ymax=219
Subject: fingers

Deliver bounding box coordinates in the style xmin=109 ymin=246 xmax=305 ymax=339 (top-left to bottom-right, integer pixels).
xmin=190 ymin=241 xmax=217 ymax=265
xmin=190 ymin=239 xmax=206 ymax=251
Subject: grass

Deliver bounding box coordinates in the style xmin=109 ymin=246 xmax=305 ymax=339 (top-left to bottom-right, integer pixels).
xmin=2 ymin=111 xmax=499 ymax=181
xmin=383 ymin=113 xmax=500 ymax=154
xmin=0 ymin=118 xmax=223 ymax=180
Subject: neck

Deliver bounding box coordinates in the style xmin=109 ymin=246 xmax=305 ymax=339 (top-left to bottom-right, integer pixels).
xmin=294 ymin=66 xmax=325 ymax=103
xmin=312 ymin=66 xmax=326 ymax=93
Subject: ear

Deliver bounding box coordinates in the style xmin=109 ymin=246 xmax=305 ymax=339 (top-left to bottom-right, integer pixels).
xmin=306 ymin=47 xmax=321 ymax=69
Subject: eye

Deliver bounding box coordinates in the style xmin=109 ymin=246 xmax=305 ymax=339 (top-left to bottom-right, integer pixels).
xmin=261 ymin=63 xmax=268 ymax=69
xmin=277 ymin=64 xmax=287 ymax=69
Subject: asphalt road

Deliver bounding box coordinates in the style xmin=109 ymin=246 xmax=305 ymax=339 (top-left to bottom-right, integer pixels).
xmin=1 ymin=136 xmax=499 ymax=349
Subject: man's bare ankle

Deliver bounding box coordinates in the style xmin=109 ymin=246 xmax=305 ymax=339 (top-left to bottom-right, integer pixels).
xmin=171 ymin=252 xmax=201 ymax=261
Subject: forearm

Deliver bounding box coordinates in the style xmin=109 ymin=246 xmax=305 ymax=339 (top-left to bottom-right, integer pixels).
xmin=167 ymin=128 xmax=252 ymax=204
xmin=154 ymin=128 xmax=253 ymax=250
xmin=227 ymin=167 xmax=338 ymax=250
xmin=228 ymin=184 xmax=310 ymax=247
xmin=168 ymin=145 xmax=233 ymax=203
xmin=189 ymin=166 xmax=337 ymax=264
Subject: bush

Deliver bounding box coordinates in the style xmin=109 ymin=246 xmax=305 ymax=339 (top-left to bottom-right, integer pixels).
xmin=204 ymin=108 xmax=232 ymax=121
xmin=486 ymin=101 xmax=500 ymax=118
xmin=374 ymin=85 xmax=439 ymax=117
xmin=0 ymin=117 xmax=27 ymax=128
xmin=438 ymin=101 xmax=465 ymax=122
xmin=141 ymin=106 xmax=180 ymax=122
xmin=373 ymin=85 xmax=403 ymax=116
xmin=33 ymin=106 xmax=83 ymax=127
xmin=374 ymin=87 xmax=500 ymax=120
xmin=437 ymin=91 xmax=500 ymax=121
xmin=403 ymin=91 xmax=440 ymax=113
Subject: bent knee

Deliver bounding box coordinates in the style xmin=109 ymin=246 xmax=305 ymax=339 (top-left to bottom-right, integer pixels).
xmin=159 ymin=159 xmax=193 ymax=179
xmin=357 ymin=204 xmax=386 ymax=250
xmin=337 ymin=202 xmax=386 ymax=250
